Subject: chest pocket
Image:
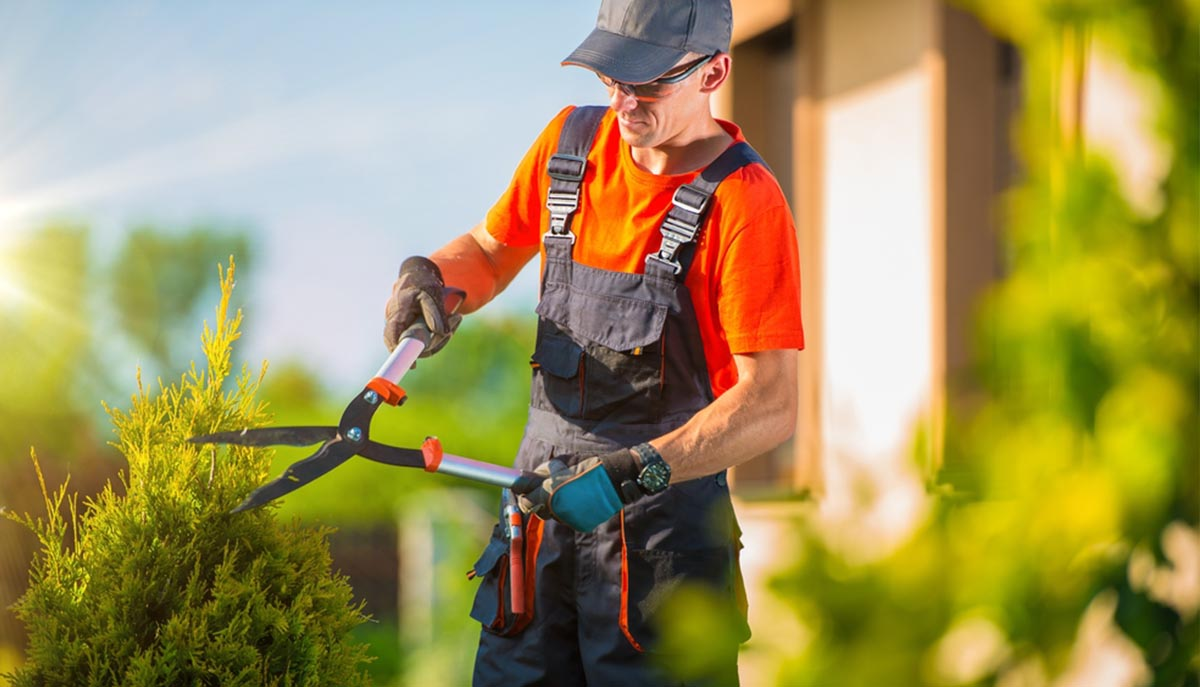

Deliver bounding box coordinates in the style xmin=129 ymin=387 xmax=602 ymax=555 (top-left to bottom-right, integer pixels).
xmin=532 ymin=281 xmax=669 ymax=424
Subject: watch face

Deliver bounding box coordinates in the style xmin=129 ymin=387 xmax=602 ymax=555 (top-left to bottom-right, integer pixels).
xmin=638 ymin=462 xmax=671 ymax=494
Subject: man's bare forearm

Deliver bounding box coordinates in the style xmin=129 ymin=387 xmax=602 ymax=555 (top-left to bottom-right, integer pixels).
xmin=427 ymin=223 xmax=537 ymax=314
xmin=652 ymin=348 xmax=798 ymax=482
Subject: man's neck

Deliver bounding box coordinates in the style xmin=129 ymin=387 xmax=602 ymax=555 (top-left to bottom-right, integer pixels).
xmin=630 ymin=119 xmax=733 ymax=176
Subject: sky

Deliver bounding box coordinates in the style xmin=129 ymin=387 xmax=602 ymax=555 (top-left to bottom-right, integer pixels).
xmin=0 ymin=1 xmax=605 ymax=385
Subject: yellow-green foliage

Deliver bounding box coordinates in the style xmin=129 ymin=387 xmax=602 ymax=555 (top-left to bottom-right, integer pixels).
xmin=4 ymin=260 xmax=371 ymax=686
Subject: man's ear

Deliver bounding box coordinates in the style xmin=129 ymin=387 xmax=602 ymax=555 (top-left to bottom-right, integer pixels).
xmin=699 ymin=53 xmax=732 ymax=93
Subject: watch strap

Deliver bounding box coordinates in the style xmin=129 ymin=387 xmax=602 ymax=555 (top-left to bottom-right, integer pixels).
xmin=630 ymin=442 xmax=662 ymax=469
xmin=631 ymin=442 xmax=671 ymax=495
xmin=598 ymin=448 xmax=642 ymax=505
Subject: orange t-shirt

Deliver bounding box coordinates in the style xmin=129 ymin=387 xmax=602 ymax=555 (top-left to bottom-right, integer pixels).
xmin=486 ymin=106 xmax=804 ymax=398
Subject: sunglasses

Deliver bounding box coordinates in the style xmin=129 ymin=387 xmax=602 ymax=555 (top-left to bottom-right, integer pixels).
xmin=598 ymin=54 xmax=715 ymax=102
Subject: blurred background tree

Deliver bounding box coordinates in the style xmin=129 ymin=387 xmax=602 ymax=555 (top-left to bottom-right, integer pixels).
xmin=109 ymin=224 xmax=255 ymax=375
xmin=678 ymin=0 xmax=1198 ymax=685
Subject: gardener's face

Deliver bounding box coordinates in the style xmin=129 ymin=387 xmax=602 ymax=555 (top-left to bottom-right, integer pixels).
xmin=601 ymin=54 xmax=720 ymax=150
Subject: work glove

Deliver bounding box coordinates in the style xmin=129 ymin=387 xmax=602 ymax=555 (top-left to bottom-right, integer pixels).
xmin=384 ymin=256 xmax=462 ymax=356
xmin=519 ymin=449 xmax=642 ymax=532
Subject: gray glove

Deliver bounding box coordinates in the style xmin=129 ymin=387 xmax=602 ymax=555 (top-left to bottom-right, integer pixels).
xmin=384 ymin=256 xmax=462 ymax=356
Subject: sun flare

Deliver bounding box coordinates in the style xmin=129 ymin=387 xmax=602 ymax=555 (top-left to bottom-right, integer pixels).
xmin=0 ymin=232 xmax=32 ymax=308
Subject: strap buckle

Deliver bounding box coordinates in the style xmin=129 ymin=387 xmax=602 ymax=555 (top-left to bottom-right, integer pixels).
xmin=643 ymin=186 xmax=710 ymax=277
xmin=671 ymin=184 xmax=708 ymax=215
xmin=661 ymin=215 xmax=698 ymax=244
xmin=546 ymin=189 xmax=580 ymax=237
xmin=546 ymin=189 xmax=580 ymax=210
xmin=547 ymin=154 xmax=587 ymax=182
xmin=646 ymin=214 xmax=698 ymax=272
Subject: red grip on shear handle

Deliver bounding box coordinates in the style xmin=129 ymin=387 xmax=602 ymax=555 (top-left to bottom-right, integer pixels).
xmin=367 ymin=377 xmax=406 ymax=406
xmin=421 ymin=436 xmax=444 ymax=472
xmin=509 ymin=512 xmax=525 ymax=615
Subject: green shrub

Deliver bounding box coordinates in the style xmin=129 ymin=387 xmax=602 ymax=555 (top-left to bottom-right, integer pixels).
xmin=4 ymin=260 xmax=372 ymax=686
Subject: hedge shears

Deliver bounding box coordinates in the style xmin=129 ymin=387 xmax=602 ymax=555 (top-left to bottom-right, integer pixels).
xmin=189 ymin=289 xmax=541 ymax=512
xmin=191 ymin=288 xmax=537 ymax=612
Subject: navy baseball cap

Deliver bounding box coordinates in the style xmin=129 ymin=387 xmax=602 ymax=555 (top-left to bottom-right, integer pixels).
xmin=562 ymin=0 xmax=732 ymax=84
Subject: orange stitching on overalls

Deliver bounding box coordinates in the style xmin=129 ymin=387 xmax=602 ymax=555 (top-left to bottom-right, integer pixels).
xmin=618 ymin=511 xmax=645 ymax=653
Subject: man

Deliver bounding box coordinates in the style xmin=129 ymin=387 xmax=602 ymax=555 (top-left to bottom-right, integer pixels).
xmin=384 ymin=0 xmax=803 ymax=684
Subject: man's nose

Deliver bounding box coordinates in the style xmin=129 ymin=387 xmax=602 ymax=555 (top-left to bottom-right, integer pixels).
xmin=609 ymin=86 xmax=639 ymax=112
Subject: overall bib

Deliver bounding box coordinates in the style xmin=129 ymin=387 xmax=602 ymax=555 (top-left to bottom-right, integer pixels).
xmin=471 ymin=107 xmax=763 ymax=687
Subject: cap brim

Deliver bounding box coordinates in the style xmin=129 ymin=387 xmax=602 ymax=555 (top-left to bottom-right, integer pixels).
xmin=561 ymin=28 xmax=688 ymax=84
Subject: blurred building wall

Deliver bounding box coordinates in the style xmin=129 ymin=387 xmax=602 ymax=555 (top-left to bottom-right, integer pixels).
xmin=721 ymin=0 xmax=1012 ymax=513
xmin=719 ymin=0 xmax=1015 ymax=680
xmin=721 ymin=0 xmax=1163 ymax=681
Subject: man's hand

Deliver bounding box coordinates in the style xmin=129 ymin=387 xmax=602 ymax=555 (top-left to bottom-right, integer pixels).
xmin=519 ymin=449 xmax=642 ymax=532
xmin=384 ymin=256 xmax=462 ymax=355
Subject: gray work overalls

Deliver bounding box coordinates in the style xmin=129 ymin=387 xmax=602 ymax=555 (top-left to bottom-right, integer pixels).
xmin=470 ymin=106 xmax=764 ymax=687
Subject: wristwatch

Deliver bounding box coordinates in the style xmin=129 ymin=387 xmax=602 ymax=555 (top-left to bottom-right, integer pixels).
xmin=630 ymin=443 xmax=671 ymax=495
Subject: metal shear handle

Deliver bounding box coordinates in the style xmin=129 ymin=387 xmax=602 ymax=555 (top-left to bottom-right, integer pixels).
xmin=419 ymin=437 xmax=540 ymax=494
xmin=369 ymin=288 xmax=466 ymax=405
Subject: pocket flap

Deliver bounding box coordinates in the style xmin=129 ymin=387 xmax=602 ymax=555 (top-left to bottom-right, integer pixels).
xmin=537 ymin=285 xmax=668 ymax=351
xmin=471 ymin=534 xmax=509 ymax=578
xmin=531 ymin=335 xmax=583 ymax=378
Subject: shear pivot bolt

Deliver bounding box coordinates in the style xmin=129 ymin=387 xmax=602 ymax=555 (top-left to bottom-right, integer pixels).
xmin=345 ymin=427 xmax=363 ymax=442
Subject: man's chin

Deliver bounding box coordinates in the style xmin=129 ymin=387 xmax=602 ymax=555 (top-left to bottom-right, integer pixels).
xmin=617 ymin=122 xmax=654 ymax=149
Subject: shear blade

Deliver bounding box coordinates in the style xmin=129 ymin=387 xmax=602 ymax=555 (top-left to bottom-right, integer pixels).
xmin=356 ymin=440 xmax=426 ymax=469
xmin=190 ymin=426 xmax=338 ymax=447
xmin=231 ymin=438 xmax=356 ymax=512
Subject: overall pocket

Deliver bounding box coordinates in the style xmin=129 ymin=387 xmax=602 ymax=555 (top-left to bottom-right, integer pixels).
xmin=618 ymin=500 xmax=752 ymax=652
xmin=534 ymin=287 xmax=668 ymax=423
xmin=581 ymin=333 xmax=664 ymax=422
xmin=530 ymin=326 xmax=585 ymax=419
xmin=467 ymin=516 xmax=544 ymax=637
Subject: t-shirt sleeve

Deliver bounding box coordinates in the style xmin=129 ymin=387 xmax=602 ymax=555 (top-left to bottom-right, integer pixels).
xmin=484 ymin=106 xmax=574 ymax=247
xmin=716 ymin=195 xmax=806 ymax=354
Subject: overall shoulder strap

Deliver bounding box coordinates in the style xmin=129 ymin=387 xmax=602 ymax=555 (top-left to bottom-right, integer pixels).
xmin=545 ymin=106 xmax=607 ymax=240
xmin=646 ymin=141 xmax=769 ymax=279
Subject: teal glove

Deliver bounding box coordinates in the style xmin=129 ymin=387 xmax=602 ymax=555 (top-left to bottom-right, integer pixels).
xmin=519 ymin=449 xmax=641 ymax=532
